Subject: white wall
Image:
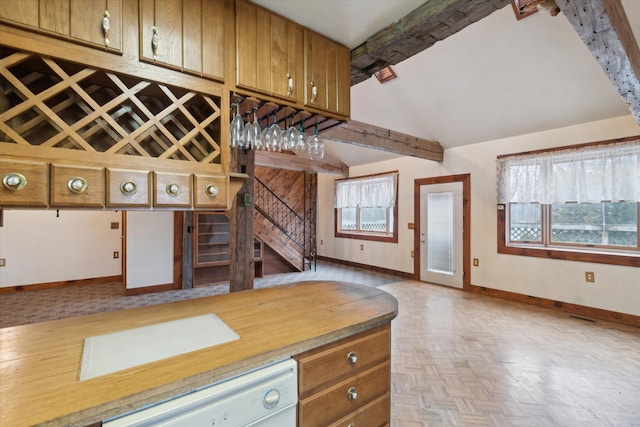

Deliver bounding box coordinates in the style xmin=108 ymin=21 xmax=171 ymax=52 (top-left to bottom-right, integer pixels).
xmin=0 ymin=210 xmax=122 ymax=287
xmin=318 ymin=115 xmax=640 ymax=316
xmin=125 ymin=211 xmax=174 ymax=289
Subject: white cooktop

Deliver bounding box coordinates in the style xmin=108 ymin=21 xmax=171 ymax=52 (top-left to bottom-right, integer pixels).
xmin=80 ymin=314 xmax=239 ymax=381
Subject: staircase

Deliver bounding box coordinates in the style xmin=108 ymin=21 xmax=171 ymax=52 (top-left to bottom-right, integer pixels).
xmin=253 ymin=173 xmax=316 ymax=272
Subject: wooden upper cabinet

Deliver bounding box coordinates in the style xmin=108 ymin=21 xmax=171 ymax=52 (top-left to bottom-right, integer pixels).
xmin=0 ymin=0 xmax=122 ymax=53
xmin=70 ymin=0 xmax=123 ymax=52
xmin=304 ymin=29 xmax=351 ymax=117
xmin=0 ymin=0 xmax=39 ymax=29
xmin=139 ymin=0 xmax=225 ymax=81
xmin=235 ymin=0 xmax=303 ymax=101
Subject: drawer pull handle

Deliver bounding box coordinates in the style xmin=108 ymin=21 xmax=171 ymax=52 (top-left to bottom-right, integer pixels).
xmin=166 ymin=183 xmax=181 ymax=196
xmin=120 ymin=180 xmax=137 ymax=195
xmin=346 ymin=351 xmax=358 ymax=365
xmin=205 ymin=184 xmax=219 ymax=198
xmin=67 ymin=177 xmax=88 ymax=194
xmin=348 ymin=424 xmax=356 ymax=427
xmin=346 ymin=386 xmax=358 ymax=401
xmin=2 ymin=172 xmax=27 ymax=191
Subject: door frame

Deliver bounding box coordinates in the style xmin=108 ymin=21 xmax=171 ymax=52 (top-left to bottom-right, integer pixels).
xmin=414 ymin=174 xmax=471 ymax=290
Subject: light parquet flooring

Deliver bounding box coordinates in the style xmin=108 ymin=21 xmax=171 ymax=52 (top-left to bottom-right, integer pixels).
xmin=380 ymin=280 xmax=640 ymax=427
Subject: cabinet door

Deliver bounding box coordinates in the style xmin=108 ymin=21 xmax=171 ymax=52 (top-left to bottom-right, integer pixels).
xmin=141 ymin=0 xmax=225 ymax=80
xmin=200 ymin=0 xmax=225 ymax=80
xmin=335 ymin=43 xmax=351 ymax=117
xmin=0 ymin=0 xmax=38 ymax=29
xmin=70 ymin=0 xmax=122 ymax=52
xmin=140 ymin=0 xmax=183 ymax=69
xmin=304 ymin=30 xmax=351 ymax=117
xmin=39 ymin=0 xmax=69 ymax=37
xmin=235 ymin=0 xmax=300 ymax=100
xmin=304 ymin=30 xmax=328 ymax=111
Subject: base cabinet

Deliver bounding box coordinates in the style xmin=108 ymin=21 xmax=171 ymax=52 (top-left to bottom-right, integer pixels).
xmin=294 ymin=323 xmax=391 ymax=426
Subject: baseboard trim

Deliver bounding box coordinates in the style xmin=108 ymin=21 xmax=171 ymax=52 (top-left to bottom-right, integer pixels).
xmin=470 ymin=284 xmax=640 ymax=328
xmin=316 ymin=256 xmax=414 ymax=280
xmin=0 ymin=275 xmax=123 ymax=294
xmin=124 ymin=283 xmax=175 ymax=296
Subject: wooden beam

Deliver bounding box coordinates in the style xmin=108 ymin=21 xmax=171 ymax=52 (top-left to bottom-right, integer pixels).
xmin=229 ymin=149 xmax=255 ymax=292
xmin=350 ymin=0 xmax=512 ymax=85
xmin=255 ymin=151 xmax=349 ymax=176
xmin=320 ymin=120 xmax=444 ymax=162
xmin=557 ymin=0 xmax=640 ymax=124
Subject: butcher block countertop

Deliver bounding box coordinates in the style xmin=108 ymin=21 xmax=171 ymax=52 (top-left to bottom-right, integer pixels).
xmin=0 ymin=281 xmax=398 ymax=427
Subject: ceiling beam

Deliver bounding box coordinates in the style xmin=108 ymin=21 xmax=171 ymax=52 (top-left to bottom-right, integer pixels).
xmin=321 ymin=120 xmax=444 ymax=162
xmin=350 ymin=0 xmax=512 ymax=85
xmin=255 ymin=151 xmax=349 ymax=176
xmin=556 ymin=0 xmax=640 ymax=123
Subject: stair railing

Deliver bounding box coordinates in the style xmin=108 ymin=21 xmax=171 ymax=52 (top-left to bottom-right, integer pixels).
xmin=254 ymin=177 xmax=305 ymax=250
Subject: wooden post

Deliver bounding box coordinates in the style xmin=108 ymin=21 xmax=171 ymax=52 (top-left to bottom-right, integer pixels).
xmin=229 ymin=149 xmax=256 ymax=292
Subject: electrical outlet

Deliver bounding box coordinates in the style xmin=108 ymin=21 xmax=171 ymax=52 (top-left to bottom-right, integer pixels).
xmin=360 ymin=244 xmax=364 ymax=251
xmin=411 ymin=250 xmax=415 ymax=258
xmin=110 ymin=222 xmax=119 ymax=229
xmin=473 ymin=258 xmax=479 ymax=267
xmin=0 ymin=258 xmax=6 ymax=267
xmin=320 ymin=239 xmax=323 ymax=245
xmin=585 ymin=272 xmax=595 ymax=283
xmin=113 ymin=251 xmax=119 ymax=259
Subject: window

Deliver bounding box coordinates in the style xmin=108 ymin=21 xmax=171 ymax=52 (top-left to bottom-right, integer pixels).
xmin=335 ymin=171 xmax=398 ymax=242
xmin=497 ymin=138 xmax=640 ymax=266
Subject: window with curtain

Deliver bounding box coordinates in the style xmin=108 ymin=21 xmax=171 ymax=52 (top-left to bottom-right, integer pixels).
xmin=496 ymin=138 xmax=640 ymax=265
xmin=334 ymin=171 xmax=398 ymax=242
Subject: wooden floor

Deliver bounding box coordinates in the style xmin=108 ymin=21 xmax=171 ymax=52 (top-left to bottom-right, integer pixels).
xmin=380 ymin=281 xmax=640 ymax=426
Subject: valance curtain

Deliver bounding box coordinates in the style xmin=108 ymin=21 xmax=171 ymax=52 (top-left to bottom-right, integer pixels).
xmin=335 ymin=172 xmax=398 ymax=208
xmin=497 ymin=140 xmax=640 ymax=204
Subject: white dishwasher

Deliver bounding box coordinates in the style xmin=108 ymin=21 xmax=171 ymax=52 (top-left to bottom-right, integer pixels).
xmin=103 ymin=358 xmax=297 ymax=427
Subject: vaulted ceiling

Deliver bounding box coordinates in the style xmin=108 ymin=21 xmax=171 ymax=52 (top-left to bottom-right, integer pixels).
xmin=253 ymin=0 xmax=640 ymax=166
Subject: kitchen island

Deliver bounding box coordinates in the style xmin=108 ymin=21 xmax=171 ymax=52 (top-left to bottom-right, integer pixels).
xmin=0 ymin=281 xmax=398 ymax=426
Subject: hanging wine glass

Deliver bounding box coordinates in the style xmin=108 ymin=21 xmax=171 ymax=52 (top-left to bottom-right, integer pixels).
xmin=249 ymin=107 xmax=261 ymax=150
xmin=270 ymin=113 xmax=283 ymax=152
xmin=261 ymin=112 xmax=274 ymax=151
xmin=229 ymin=103 xmax=240 ymax=149
xmin=293 ymin=121 xmax=307 ymax=156
xmin=283 ymin=113 xmax=299 ymax=151
xmin=307 ymin=123 xmax=324 ymax=160
xmin=229 ymin=103 xmax=244 ymax=149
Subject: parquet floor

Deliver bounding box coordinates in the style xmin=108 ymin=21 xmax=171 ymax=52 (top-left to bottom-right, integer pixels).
xmin=380 ymin=280 xmax=640 ymax=426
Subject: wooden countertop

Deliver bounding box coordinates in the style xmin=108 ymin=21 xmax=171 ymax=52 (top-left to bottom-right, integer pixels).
xmin=0 ymin=281 xmax=398 ymax=427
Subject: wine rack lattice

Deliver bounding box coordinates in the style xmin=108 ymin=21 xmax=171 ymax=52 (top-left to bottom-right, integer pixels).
xmin=0 ymin=49 xmax=222 ymax=164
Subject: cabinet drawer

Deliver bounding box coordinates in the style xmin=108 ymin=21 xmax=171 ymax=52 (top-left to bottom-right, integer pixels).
xmin=328 ymin=392 xmax=390 ymax=427
xmin=298 ymin=361 xmax=390 ymax=427
xmin=154 ymin=172 xmax=192 ymax=207
xmin=106 ymin=168 xmax=151 ymax=207
xmin=298 ymin=324 xmax=390 ymax=396
xmin=50 ymin=164 xmax=104 ymax=207
xmin=194 ymin=174 xmax=228 ymax=209
xmin=0 ymin=158 xmax=48 ymax=207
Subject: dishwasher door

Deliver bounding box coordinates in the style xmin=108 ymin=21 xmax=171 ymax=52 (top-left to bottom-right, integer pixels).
xmin=104 ymin=359 xmax=297 ymax=427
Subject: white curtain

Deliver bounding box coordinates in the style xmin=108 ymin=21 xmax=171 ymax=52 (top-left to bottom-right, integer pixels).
xmin=335 ymin=172 xmax=398 ymax=208
xmin=497 ymin=140 xmax=640 ymax=204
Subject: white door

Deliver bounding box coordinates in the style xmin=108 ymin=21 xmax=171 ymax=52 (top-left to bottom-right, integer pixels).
xmin=419 ymin=182 xmax=463 ymax=288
